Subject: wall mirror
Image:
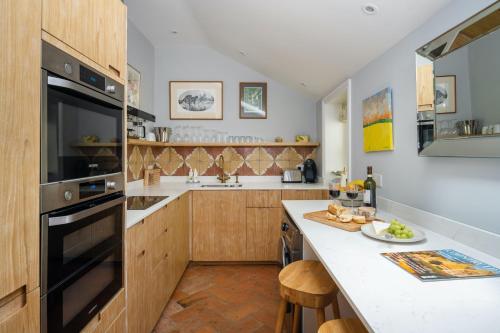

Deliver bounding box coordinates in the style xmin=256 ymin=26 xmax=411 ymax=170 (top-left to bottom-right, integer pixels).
xmin=415 ymin=2 xmax=500 ymax=157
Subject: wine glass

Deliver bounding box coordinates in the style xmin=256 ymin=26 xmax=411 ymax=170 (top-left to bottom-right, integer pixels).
xmin=346 ymin=186 xmax=359 ymax=211
xmin=329 ymin=181 xmax=341 ymax=204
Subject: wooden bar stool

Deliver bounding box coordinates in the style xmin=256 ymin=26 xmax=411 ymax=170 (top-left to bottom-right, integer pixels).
xmin=275 ymin=260 xmax=340 ymax=333
xmin=318 ymin=318 xmax=368 ymax=333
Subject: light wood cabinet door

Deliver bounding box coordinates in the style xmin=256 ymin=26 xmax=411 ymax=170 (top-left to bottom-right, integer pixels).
xmin=282 ymin=190 xmax=328 ymax=200
xmin=417 ymin=64 xmax=434 ymax=112
xmin=193 ymin=191 xmax=247 ymax=261
xmin=247 ymin=190 xmax=282 ymax=208
xmin=125 ymin=222 xmax=148 ymax=333
xmin=104 ymin=309 xmax=125 ymax=333
xmin=0 ymin=0 xmax=40 ymax=306
xmin=42 ymin=0 xmax=126 ymax=81
xmin=0 ymin=288 xmax=40 ymax=333
xmin=81 ymin=289 xmax=125 ymax=333
xmin=173 ymin=194 xmax=190 ymax=281
xmin=246 ymin=208 xmax=282 ymax=261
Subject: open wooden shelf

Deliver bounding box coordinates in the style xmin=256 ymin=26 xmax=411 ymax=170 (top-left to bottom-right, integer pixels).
xmin=127 ymin=138 xmax=319 ymax=148
xmin=72 ymin=142 xmax=122 ymax=148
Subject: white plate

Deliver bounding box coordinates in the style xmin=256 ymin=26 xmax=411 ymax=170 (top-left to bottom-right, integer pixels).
xmin=361 ymin=223 xmax=426 ymax=243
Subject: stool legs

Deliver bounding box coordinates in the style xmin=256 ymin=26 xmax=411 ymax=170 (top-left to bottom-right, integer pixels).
xmin=316 ymin=308 xmax=326 ymax=329
xmin=274 ymin=299 xmax=287 ymax=333
xmin=292 ymin=304 xmax=301 ymax=333
xmin=332 ymin=294 xmax=340 ymax=319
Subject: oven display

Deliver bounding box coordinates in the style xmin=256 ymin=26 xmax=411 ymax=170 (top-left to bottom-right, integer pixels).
xmin=80 ymin=65 xmax=105 ymax=91
xmin=79 ymin=180 xmax=106 ymax=199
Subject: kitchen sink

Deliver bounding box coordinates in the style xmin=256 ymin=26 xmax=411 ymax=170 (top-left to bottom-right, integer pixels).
xmin=200 ymin=183 xmax=243 ymax=188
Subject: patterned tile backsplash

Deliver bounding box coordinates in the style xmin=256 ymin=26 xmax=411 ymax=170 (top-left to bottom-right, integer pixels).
xmin=127 ymin=144 xmax=317 ymax=182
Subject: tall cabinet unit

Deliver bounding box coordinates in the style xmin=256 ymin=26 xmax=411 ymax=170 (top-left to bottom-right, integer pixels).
xmin=41 ymin=0 xmax=127 ymax=83
xmin=0 ymin=0 xmax=41 ymax=331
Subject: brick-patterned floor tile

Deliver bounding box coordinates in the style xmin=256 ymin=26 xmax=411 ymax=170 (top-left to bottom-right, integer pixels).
xmin=154 ymin=264 xmax=281 ymax=333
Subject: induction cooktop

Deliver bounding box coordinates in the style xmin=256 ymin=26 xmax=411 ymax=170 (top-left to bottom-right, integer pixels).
xmin=127 ymin=196 xmax=169 ymax=210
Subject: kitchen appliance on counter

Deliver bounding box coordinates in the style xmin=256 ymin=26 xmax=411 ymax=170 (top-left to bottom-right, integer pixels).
xmin=127 ymin=105 xmax=155 ymax=139
xmin=40 ymin=41 xmax=126 ymax=333
xmin=303 ymin=159 xmax=318 ymax=183
xmin=282 ymin=169 xmax=302 ymax=183
xmin=127 ymin=196 xmax=169 ymax=210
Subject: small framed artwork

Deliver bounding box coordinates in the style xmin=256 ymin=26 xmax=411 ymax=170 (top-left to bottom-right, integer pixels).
xmin=435 ymin=75 xmax=456 ymax=114
xmin=240 ymin=82 xmax=267 ymax=119
xmin=127 ymin=64 xmax=141 ymax=108
xmin=169 ymin=81 xmax=223 ymax=120
xmin=362 ymin=87 xmax=394 ymax=152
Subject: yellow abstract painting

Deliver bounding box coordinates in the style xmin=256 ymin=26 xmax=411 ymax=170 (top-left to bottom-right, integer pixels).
xmin=363 ymin=88 xmax=394 ymax=152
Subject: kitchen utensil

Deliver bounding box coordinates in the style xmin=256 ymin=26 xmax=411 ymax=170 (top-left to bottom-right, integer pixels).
xmin=456 ymin=119 xmax=481 ymax=136
xmin=154 ymin=127 xmax=170 ymax=142
xmin=360 ymin=223 xmax=426 ymax=243
xmin=303 ymin=210 xmax=371 ymax=232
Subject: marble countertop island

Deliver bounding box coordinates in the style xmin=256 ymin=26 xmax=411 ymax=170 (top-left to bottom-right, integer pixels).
xmin=282 ymin=200 xmax=500 ymax=333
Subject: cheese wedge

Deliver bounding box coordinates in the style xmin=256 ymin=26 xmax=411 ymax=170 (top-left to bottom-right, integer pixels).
xmin=372 ymin=221 xmax=390 ymax=235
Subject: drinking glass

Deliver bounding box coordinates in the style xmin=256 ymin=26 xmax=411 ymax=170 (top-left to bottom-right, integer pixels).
xmin=181 ymin=125 xmax=190 ymax=142
xmin=171 ymin=126 xmax=181 ymax=142
xmin=329 ymin=181 xmax=341 ymax=204
xmin=202 ymin=129 xmax=211 ymax=142
xmin=346 ymin=186 xmax=359 ymax=210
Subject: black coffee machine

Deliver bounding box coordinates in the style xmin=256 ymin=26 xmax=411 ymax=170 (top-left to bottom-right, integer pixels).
xmin=303 ymin=159 xmax=317 ymax=183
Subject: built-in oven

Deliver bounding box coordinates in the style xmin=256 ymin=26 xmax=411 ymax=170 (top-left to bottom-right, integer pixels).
xmin=281 ymin=211 xmax=303 ymax=268
xmin=41 ymin=41 xmax=124 ymax=186
xmin=40 ymin=193 xmax=125 ymax=333
xmin=417 ymin=111 xmax=435 ymax=154
xmin=40 ymin=41 xmax=126 ymax=333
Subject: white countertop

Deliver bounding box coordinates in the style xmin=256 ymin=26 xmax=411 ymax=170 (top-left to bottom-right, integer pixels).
xmin=126 ymin=177 xmax=327 ymax=228
xmin=282 ymin=200 xmax=500 ymax=333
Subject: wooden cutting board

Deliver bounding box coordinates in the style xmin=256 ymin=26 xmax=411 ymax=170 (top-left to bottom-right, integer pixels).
xmin=303 ymin=210 xmax=371 ymax=232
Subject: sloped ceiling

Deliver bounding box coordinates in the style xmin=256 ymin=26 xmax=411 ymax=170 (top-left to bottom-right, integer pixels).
xmin=126 ymin=0 xmax=452 ymax=97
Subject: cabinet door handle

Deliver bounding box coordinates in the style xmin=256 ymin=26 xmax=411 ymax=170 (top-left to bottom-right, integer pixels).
xmin=164 ymin=253 xmax=169 ymax=258
xmin=138 ymin=250 xmax=146 ymax=257
xmin=108 ymin=64 xmax=120 ymax=77
xmin=164 ymin=227 xmax=168 ymax=233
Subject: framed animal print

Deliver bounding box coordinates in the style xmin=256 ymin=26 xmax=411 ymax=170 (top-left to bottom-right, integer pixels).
xmin=169 ymin=81 xmax=223 ymax=120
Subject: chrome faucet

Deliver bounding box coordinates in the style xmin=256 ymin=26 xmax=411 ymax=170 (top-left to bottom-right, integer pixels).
xmin=217 ymin=155 xmax=231 ymax=183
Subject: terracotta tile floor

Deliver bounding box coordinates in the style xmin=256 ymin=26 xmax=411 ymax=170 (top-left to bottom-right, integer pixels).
xmin=153 ymin=264 xmax=282 ymax=333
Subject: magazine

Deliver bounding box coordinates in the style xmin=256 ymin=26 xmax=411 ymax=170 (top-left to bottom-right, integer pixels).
xmin=382 ymin=249 xmax=500 ymax=281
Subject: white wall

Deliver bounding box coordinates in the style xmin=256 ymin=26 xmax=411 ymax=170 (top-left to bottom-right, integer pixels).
xmin=127 ymin=20 xmax=155 ymax=115
xmin=350 ymin=0 xmax=500 ymax=234
xmin=153 ymin=45 xmax=317 ymax=142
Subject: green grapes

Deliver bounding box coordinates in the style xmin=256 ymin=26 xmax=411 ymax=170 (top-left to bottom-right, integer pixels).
xmin=388 ymin=219 xmax=414 ymax=239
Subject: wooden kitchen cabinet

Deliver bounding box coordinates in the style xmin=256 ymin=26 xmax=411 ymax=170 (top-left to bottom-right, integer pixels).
xmin=246 ymin=208 xmax=282 ymax=261
xmin=192 ymin=191 xmax=247 ymax=261
xmin=416 ymin=64 xmax=434 ymax=112
xmin=0 ymin=288 xmax=40 ymax=333
xmin=41 ymin=0 xmax=127 ymax=82
xmin=126 ymin=195 xmax=190 ymax=333
xmin=282 ymin=189 xmax=329 ymax=200
xmin=0 ymin=0 xmax=40 ymax=327
xmin=81 ymin=289 xmax=125 ymax=333
xmin=247 ymin=190 xmax=282 ymax=208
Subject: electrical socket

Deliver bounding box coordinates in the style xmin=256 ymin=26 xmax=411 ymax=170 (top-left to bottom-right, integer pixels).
xmin=373 ymin=173 xmax=383 ymax=188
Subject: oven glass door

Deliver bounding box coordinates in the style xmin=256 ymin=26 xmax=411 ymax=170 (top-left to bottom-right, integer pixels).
xmin=43 ymin=194 xmax=125 ymax=293
xmin=43 ymin=245 xmax=122 ymax=333
xmin=418 ymin=123 xmax=434 ymax=153
xmin=42 ymin=72 xmax=123 ymax=183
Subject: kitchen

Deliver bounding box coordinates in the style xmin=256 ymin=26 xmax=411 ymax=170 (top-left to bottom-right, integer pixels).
xmin=1 ymin=1 xmax=500 ymax=333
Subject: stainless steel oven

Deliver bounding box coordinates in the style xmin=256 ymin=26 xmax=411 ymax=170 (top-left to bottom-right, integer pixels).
xmin=40 ymin=41 xmax=126 ymax=333
xmin=281 ymin=211 xmax=303 ymax=268
xmin=417 ymin=111 xmax=435 ymax=154
xmin=40 ymin=193 xmax=125 ymax=333
xmin=41 ymin=41 xmax=124 ymax=188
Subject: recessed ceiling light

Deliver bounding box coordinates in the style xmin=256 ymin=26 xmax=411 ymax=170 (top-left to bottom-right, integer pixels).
xmin=238 ymin=50 xmax=247 ymax=56
xmin=362 ymin=3 xmax=379 ymax=15
xmin=170 ymin=30 xmax=178 ymax=34
xmin=300 ymin=82 xmax=307 ymax=87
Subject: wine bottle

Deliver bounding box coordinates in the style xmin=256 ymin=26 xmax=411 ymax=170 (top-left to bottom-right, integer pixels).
xmin=363 ymin=166 xmax=377 ymax=208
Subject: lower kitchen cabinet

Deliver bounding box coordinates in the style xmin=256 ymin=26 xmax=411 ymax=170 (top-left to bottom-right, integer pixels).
xmin=81 ymin=289 xmax=125 ymax=333
xmin=282 ymin=189 xmax=329 ymax=200
xmin=0 ymin=288 xmax=40 ymax=333
xmin=246 ymin=208 xmax=282 ymax=261
xmin=126 ymin=194 xmax=190 ymax=333
xmin=192 ymin=191 xmax=247 ymax=261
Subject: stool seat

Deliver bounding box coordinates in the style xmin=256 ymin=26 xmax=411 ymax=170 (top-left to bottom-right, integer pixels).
xmin=318 ymin=319 xmax=368 ymax=333
xmin=275 ymin=260 xmax=340 ymax=333
xmin=279 ymin=260 xmax=338 ymax=308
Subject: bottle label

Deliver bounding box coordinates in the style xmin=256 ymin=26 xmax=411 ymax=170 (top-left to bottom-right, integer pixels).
xmin=364 ymin=190 xmax=371 ymax=204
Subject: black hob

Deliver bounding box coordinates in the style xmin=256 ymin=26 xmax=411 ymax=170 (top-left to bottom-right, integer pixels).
xmin=127 ymin=196 xmax=169 ymax=210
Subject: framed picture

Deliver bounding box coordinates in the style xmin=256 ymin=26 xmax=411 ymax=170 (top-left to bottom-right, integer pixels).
xmin=239 ymin=82 xmax=267 ymax=119
xmin=435 ymin=75 xmax=456 ymax=114
xmin=362 ymin=87 xmax=394 ymax=152
xmin=127 ymin=64 xmax=141 ymax=108
xmin=169 ymin=81 xmax=223 ymax=120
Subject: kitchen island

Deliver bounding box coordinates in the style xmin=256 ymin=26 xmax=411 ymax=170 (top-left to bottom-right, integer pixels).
xmin=282 ymin=200 xmax=500 ymax=333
